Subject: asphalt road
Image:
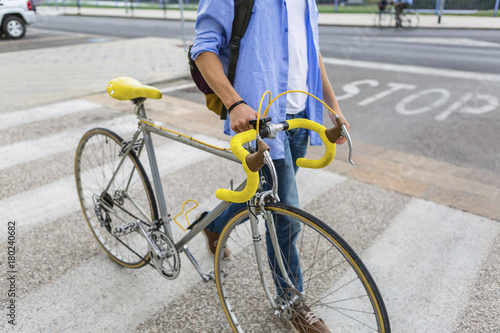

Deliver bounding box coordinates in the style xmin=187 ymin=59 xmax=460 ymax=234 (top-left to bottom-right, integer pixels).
xmin=17 ymin=14 xmax=500 ymax=73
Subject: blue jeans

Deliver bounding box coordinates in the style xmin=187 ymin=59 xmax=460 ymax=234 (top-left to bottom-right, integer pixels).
xmin=207 ymin=111 xmax=309 ymax=296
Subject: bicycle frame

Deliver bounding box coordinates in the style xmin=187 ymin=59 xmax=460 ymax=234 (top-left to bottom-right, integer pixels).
xmin=104 ymin=98 xmax=295 ymax=298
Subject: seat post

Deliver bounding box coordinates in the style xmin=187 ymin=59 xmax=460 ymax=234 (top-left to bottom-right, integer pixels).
xmin=133 ymin=98 xmax=147 ymax=118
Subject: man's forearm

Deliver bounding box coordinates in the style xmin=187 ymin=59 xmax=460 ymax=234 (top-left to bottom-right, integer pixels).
xmin=194 ymin=51 xmax=258 ymax=132
xmin=194 ymin=52 xmax=243 ymax=109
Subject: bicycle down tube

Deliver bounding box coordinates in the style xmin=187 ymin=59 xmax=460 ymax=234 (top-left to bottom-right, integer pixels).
xmin=130 ymin=100 xmax=300 ymax=296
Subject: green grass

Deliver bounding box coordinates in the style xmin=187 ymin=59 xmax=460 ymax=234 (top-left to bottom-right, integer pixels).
xmin=317 ymin=4 xmax=380 ymax=14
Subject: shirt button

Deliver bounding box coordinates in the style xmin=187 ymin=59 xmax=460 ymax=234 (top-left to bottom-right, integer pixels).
xmin=283 ymin=57 xmax=288 ymax=61
xmin=281 ymin=83 xmax=286 ymax=87
xmin=285 ymin=28 xmax=288 ymax=32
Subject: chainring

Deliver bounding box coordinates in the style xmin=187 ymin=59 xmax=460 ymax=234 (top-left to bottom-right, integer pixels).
xmin=150 ymin=230 xmax=181 ymax=280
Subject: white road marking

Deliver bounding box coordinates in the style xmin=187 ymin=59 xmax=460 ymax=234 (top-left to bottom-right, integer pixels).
xmin=322 ymin=57 xmax=500 ymax=82
xmin=358 ymin=82 xmax=416 ymax=106
xmin=0 ymin=115 xmax=136 ymax=170
xmin=362 ymin=198 xmax=500 ymax=332
xmin=160 ymin=82 xmax=196 ymax=94
xmin=16 ymin=253 xmax=202 ymax=332
xmin=372 ymin=37 xmax=500 ymax=49
xmin=297 ymin=167 xmax=346 ymax=207
xmin=0 ymin=99 xmax=102 ymax=130
xmin=13 ymin=32 xmax=88 ymax=44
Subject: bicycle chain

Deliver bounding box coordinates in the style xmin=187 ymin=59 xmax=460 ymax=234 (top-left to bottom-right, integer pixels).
xmin=112 ymin=232 xmax=156 ymax=269
xmin=103 ymin=199 xmax=156 ymax=269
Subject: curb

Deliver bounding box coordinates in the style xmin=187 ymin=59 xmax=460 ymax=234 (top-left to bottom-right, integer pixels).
xmin=60 ymin=13 xmax=500 ymax=30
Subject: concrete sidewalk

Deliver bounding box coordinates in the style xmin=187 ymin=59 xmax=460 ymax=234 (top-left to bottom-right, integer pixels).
xmin=38 ymin=5 xmax=500 ymax=29
xmin=0 ymin=36 xmax=188 ymax=112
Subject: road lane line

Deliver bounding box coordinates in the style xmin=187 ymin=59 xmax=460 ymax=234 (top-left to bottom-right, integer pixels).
xmin=372 ymin=37 xmax=500 ymax=48
xmin=322 ymin=57 xmax=500 ymax=82
xmin=0 ymin=99 xmax=102 ymax=130
xmin=9 ymin=33 xmax=88 ymax=44
xmin=160 ymin=82 xmax=196 ymax=94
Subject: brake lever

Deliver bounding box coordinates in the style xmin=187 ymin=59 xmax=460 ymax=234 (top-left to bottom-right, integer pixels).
xmin=340 ymin=124 xmax=354 ymax=166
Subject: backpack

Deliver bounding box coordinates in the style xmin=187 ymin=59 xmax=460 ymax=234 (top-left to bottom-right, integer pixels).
xmin=188 ymin=0 xmax=255 ymax=120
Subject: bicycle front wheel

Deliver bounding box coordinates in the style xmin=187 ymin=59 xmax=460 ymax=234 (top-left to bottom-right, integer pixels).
xmin=400 ymin=10 xmax=420 ymax=29
xmin=215 ymin=203 xmax=390 ymax=332
xmin=75 ymin=128 xmax=158 ymax=268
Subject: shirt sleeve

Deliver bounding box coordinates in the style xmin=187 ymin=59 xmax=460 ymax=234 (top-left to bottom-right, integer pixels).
xmin=190 ymin=0 xmax=234 ymax=60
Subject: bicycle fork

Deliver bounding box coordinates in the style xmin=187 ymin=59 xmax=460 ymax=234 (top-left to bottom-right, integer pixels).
xmin=248 ymin=203 xmax=304 ymax=321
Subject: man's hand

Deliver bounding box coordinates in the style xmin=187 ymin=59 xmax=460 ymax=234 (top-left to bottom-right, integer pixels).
xmin=328 ymin=112 xmax=350 ymax=145
xmin=229 ymin=104 xmax=259 ymax=133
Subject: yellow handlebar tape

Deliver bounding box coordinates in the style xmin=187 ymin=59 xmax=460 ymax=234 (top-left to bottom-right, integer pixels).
xmin=215 ymin=129 xmax=260 ymax=203
xmin=287 ymin=118 xmax=336 ymax=169
xmin=215 ymin=119 xmax=337 ymax=204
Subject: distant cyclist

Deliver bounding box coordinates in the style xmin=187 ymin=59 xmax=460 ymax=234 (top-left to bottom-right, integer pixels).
xmin=394 ymin=0 xmax=412 ymax=27
xmin=377 ymin=0 xmax=388 ymax=11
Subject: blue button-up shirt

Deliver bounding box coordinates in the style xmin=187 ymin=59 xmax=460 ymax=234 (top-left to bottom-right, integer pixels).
xmin=191 ymin=0 xmax=324 ymax=159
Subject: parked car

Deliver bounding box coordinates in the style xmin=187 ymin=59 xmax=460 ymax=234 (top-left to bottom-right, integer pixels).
xmin=0 ymin=0 xmax=36 ymax=39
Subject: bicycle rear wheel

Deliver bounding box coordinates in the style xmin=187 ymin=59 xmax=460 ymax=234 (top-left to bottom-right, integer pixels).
xmin=75 ymin=128 xmax=158 ymax=268
xmin=215 ymin=203 xmax=390 ymax=332
xmin=400 ymin=10 xmax=420 ymax=29
xmin=374 ymin=10 xmax=392 ymax=27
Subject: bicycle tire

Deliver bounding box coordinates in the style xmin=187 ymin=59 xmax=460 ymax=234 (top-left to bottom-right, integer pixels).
xmin=75 ymin=128 xmax=158 ymax=268
xmin=215 ymin=203 xmax=390 ymax=332
xmin=374 ymin=10 xmax=393 ymax=27
xmin=400 ymin=10 xmax=420 ymax=29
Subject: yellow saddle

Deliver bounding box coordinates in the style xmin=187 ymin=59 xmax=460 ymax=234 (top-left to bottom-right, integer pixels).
xmin=107 ymin=77 xmax=162 ymax=101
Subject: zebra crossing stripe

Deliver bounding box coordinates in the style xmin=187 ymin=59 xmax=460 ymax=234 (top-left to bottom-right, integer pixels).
xmin=362 ymin=198 xmax=500 ymax=332
xmin=0 ymin=100 xmax=102 ymax=130
xmin=0 ymin=115 xmax=137 ymax=171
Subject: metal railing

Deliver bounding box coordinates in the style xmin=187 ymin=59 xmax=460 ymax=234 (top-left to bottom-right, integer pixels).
xmin=322 ymin=0 xmax=499 ymax=16
xmin=414 ymin=0 xmax=499 ymax=14
xmin=38 ymin=0 xmax=500 ymax=17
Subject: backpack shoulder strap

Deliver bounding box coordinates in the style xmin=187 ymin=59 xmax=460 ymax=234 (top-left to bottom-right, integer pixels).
xmin=221 ymin=0 xmax=255 ymax=119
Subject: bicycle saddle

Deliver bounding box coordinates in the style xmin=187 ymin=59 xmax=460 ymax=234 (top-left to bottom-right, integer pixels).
xmin=107 ymin=77 xmax=162 ymax=101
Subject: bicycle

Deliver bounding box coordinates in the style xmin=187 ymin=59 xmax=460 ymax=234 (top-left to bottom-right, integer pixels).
xmin=374 ymin=2 xmax=420 ymax=29
xmin=74 ymin=77 xmax=391 ymax=332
